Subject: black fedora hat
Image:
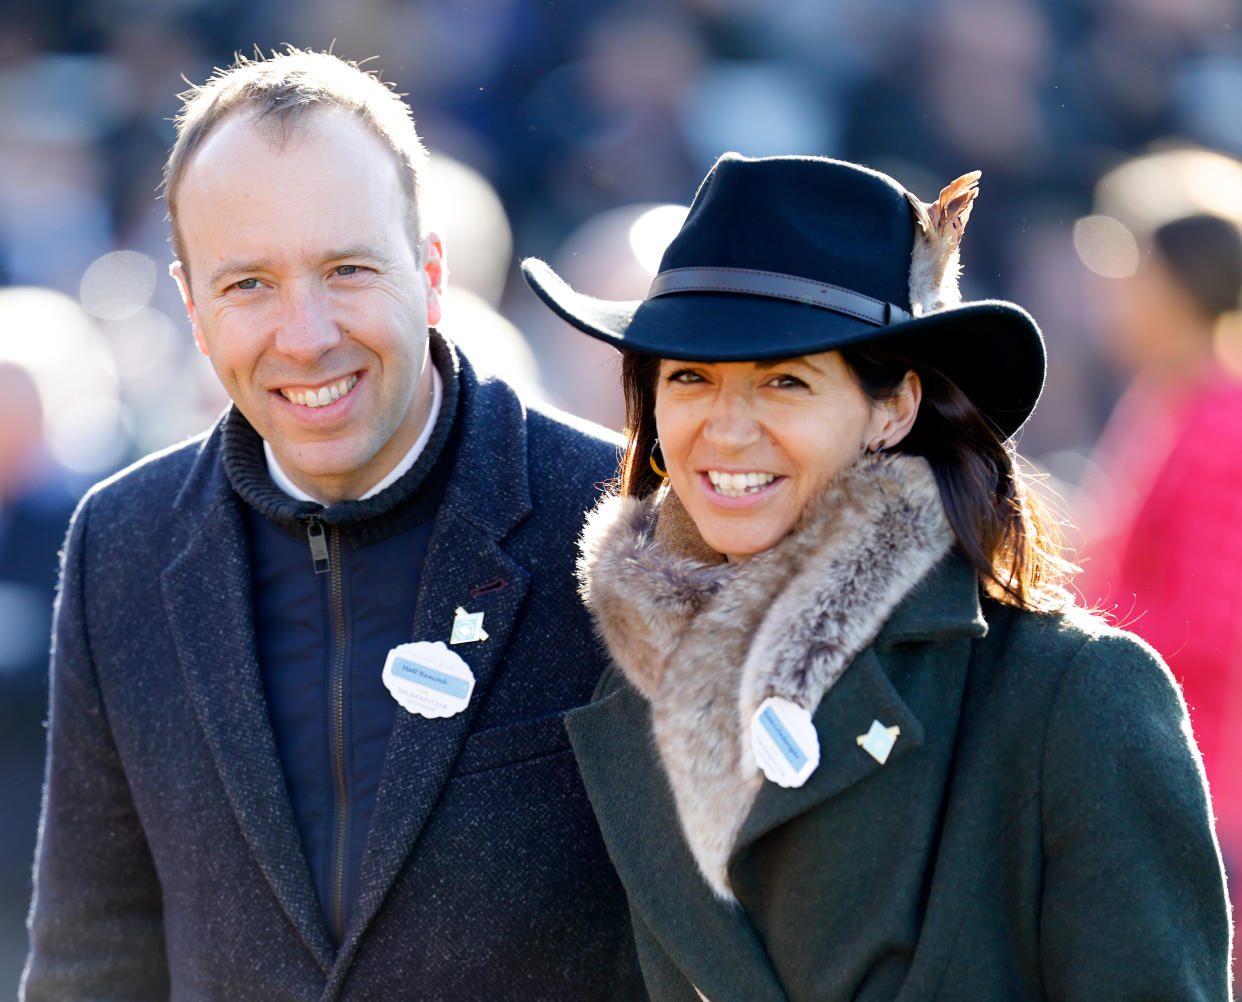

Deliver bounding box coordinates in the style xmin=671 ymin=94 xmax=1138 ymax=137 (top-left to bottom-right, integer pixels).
xmin=522 ymin=152 xmax=1045 ymax=440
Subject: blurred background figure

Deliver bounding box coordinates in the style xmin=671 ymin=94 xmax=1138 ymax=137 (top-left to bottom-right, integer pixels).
xmin=0 ymin=361 xmax=78 ymax=988
xmin=1074 ymin=147 xmax=1242 ymax=977
xmin=0 ymin=363 xmax=75 ymax=680
xmin=511 ymin=201 xmax=687 ymax=428
xmin=420 ymin=152 xmax=547 ymax=401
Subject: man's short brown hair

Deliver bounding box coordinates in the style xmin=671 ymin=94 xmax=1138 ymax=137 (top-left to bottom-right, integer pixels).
xmin=165 ymin=47 xmax=428 ymax=271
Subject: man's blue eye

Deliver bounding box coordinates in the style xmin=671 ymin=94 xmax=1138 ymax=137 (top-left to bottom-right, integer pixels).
xmin=234 ymin=278 xmax=260 ymax=291
xmin=336 ymin=265 xmax=359 ymax=276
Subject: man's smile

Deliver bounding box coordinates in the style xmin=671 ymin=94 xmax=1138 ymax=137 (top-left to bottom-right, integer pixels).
xmin=278 ymin=373 xmax=359 ymax=408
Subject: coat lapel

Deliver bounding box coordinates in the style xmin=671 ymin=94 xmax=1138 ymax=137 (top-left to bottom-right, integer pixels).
xmin=568 ymin=679 xmax=792 ymax=1002
xmin=339 ymin=354 xmax=535 ymax=959
xmin=344 ymin=519 xmax=530 ymax=948
xmin=734 ymin=552 xmax=986 ymax=858
xmin=161 ymin=434 xmax=334 ymax=970
xmin=732 ymin=648 xmax=925 ymax=857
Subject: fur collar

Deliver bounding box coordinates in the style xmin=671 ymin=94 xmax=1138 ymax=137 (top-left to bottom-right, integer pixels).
xmin=577 ymin=453 xmax=954 ymax=899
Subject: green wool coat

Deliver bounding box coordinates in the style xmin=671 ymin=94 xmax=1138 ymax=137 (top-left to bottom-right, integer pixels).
xmin=567 ymin=551 xmax=1233 ymax=1001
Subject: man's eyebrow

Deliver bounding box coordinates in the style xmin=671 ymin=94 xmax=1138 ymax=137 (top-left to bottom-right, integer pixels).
xmin=208 ymin=259 xmax=271 ymax=288
xmin=327 ymin=244 xmax=391 ymax=264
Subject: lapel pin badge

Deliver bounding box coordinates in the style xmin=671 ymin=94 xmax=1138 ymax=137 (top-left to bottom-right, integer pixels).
xmin=856 ymin=720 xmax=901 ymax=765
xmin=450 ymin=606 xmax=488 ymax=645
xmin=750 ymin=696 xmax=820 ymax=788
xmin=382 ymin=641 xmax=475 ymax=719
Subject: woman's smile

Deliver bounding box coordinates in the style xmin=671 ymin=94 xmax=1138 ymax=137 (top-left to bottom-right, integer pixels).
xmin=654 ymin=352 xmax=907 ymax=558
xmin=703 ymin=469 xmax=781 ymax=499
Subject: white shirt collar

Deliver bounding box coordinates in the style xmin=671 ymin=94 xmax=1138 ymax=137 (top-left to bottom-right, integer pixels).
xmin=264 ymin=364 xmax=443 ymax=504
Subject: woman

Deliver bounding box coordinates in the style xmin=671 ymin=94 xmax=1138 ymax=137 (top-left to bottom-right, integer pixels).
xmin=522 ymin=153 xmax=1231 ymax=1001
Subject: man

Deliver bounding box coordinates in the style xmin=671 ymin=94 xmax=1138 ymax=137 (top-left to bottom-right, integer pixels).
xmin=24 ymin=49 xmax=641 ymax=1001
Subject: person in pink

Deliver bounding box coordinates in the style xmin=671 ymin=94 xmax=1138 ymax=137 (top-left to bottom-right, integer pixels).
xmin=1077 ymin=210 xmax=1242 ymax=964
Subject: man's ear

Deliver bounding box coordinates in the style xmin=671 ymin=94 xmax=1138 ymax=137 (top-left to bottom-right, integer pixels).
xmin=869 ymin=370 xmax=922 ymax=450
xmin=169 ymin=261 xmax=209 ymax=356
xmin=421 ymin=232 xmax=445 ymax=327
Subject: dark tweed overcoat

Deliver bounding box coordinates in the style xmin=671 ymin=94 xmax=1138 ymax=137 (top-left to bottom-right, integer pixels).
xmin=568 ymin=551 xmax=1233 ymax=1001
xmin=24 ymin=346 xmax=643 ymax=1001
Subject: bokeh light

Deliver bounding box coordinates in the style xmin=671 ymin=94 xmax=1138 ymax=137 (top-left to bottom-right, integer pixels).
xmin=79 ymin=250 xmax=158 ymax=320
xmin=628 ymin=204 xmax=688 ymax=275
xmin=0 ymin=286 xmax=125 ymax=475
xmin=1073 ymin=215 xmax=1140 ymax=279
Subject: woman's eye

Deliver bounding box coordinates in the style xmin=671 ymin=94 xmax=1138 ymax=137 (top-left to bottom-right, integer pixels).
xmin=767 ymin=374 xmax=808 ymax=389
xmin=666 ymin=368 xmax=704 ymax=384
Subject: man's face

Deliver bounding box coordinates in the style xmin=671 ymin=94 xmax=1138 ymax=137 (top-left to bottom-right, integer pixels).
xmin=172 ymin=108 xmax=442 ymax=504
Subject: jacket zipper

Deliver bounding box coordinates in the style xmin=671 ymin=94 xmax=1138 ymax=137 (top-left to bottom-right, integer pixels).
xmin=327 ymin=527 xmax=348 ymax=945
xmin=304 ymin=514 xmax=350 ymax=944
xmin=305 ymin=516 xmax=331 ymax=575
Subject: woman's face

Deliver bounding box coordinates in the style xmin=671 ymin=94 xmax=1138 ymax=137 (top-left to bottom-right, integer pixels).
xmin=654 ymin=350 xmax=916 ymax=559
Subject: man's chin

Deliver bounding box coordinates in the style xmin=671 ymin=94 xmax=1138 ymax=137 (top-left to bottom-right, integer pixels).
xmin=270 ymin=441 xmax=384 ymax=505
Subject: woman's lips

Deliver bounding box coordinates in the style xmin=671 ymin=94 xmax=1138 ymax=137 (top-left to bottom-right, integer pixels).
xmin=697 ymin=470 xmax=784 ymax=507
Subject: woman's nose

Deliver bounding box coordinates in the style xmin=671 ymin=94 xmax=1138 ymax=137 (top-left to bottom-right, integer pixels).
xmin=702 ymin=388 xmax=762 ymax=450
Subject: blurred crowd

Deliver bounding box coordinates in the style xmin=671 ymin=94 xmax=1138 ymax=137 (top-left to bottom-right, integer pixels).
xmin=2 ymin=0 xmax=1242 ymax=992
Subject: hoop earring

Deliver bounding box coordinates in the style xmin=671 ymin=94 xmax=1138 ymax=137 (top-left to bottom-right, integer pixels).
xmin=649 ymin=439 xmax=668 ymax=479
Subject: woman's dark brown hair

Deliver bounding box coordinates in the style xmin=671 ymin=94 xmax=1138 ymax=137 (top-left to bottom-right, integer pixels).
xmin=619 ymin=347 xmax=1073 ymax=612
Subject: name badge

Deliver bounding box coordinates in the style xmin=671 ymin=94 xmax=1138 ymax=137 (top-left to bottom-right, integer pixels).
xmin=382 ymin=641 xmax=476 ymax=719
xmin=750 ymin=696 xmax=820 ymax=788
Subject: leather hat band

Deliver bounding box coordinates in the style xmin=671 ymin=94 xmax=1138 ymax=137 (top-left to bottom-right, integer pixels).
xmin=647 ymin=266 xmax=913 ymax=327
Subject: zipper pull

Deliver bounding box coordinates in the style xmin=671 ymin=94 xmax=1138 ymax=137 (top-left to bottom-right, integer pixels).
xmin=305 ymin=515 xmax=331 ymax=574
